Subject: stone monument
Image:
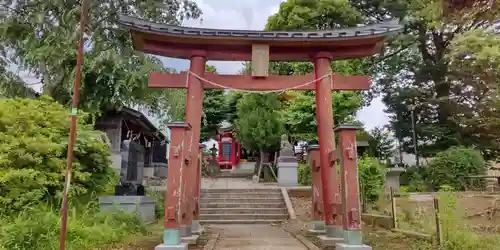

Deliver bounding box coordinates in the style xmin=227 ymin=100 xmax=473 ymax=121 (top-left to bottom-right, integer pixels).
xmin=277 ymin=135 xmax=299 ymax=187
xmin=384 ymin=167 xmax=406 ymax=193
xmin=99 ymin=140 xmax=156 ymax=223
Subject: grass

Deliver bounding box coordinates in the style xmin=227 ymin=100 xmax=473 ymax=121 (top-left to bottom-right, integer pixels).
xmin=372 ymin=192 xmax=500 ymax=249
xmin=0 ymin=202 xmax=157 ymax=250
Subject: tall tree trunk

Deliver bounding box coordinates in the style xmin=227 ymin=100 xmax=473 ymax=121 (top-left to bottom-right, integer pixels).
xmin=40 ymin=60 xmax=56 ymax=96
xmin=254 ymin=148 xmax=265 ymax=182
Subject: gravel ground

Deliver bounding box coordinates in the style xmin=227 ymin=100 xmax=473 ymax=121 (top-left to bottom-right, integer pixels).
xmin=106 ymin=225 xmax=212 ymax=250
xmin=282 ymin=197 xmax=431 ymax=250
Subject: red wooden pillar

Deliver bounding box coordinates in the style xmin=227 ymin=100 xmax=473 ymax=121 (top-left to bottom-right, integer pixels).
xmin=313 ymin=53 xmax=343 ymax=241
xmin=231 ymin=139 xmax=236 ymax=169
xmin=335 ymin=124 xmax=367 ymax=248
xmin=163 ymin=122 xmax=191 ymax=247
xmin=218 ymin=134 xmax=222 ymax=162
xmin=307 ymin=144 xmax=325 ymax=233
xmin=237 ymin=143 xmax=241 ymax=164
xmin=183 ymin=52 xmax=206 ymax=236
xmin=191 ymin=143 xmax=205 ymax=234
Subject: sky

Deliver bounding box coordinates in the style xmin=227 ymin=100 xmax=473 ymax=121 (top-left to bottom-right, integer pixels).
xmin=159 ymin=0 xmax=389 ymax=131
xmin=15 ymin=0 xmax=390 ymax=133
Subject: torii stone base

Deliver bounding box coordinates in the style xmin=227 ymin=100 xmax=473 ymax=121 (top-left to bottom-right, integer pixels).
xmin=155 ymin=243 xmax=188 ymax=250
xmin=335 ymin=243 xmax=372 ymax=250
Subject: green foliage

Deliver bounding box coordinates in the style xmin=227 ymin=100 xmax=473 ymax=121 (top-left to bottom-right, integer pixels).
xmin=408 ymin=177 xmax=426 ymax=193
xmin=0 ymin=0 xmax=201 ymax=119
xmin=401 ymin=166 xmax=428 ymax=192
xmin=358 ymin=156 xmax=385 ymax=203
xmin=147 ymin=189 xmax=164 ymax=219
xmin=200 ymin=65 xmax=226 ymax=142
xmin=368 ymin=127 xmax=395 ymax=161
xmin=427 ymin=147 xmax=487 ymax=191
xmin=263 ymin=0 xmax=371 ymax=142
xmin=266 ymin=0 xmax=364 ymax=31
xmin=297 ymin=156 xmax=384 ymax=203
xmin=446 ymin=28 xmax=500 ymax=158
xmin=438 ymin=184 xmax=455 ymax=192
xmin=0 ymin=97 xmax=115 ymax=213
xmin=356 ymin=0 xmax=500 ymax=158
xmin=399 ymin=186 xmax=409 ymax=193
xmin=438 ymin=193 xmax=499 ymax=250
xmin=225 ymin=90 xmax=244 ymax=125
xmin=298 ymin=163 xmax=311 ymax=186
xmin=0 ymin=204 xmax=148 ymax=250
xmin=281 ymin=91 xmax=363 ymax=142
xmin=234 ymin=93 xmax=284 ymax=152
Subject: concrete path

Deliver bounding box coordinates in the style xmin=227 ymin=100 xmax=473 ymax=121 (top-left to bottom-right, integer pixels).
xmin=201 ymin=177 xmax=277 ymax=189
xmin=209 ymin=225 xmax=308 ymax=250
xmin=201 ymin=178 xmax=303 ymax=249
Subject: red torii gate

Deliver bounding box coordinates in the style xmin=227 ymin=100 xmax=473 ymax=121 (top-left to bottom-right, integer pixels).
xmin=119 ymin=15 xmax=402 ymax=250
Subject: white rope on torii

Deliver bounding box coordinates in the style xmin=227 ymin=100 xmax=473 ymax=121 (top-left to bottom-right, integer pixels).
xmin=185 ymin=70 xmax=335 ymax=94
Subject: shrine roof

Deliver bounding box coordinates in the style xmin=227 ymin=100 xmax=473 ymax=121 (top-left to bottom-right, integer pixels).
xmin=118 ymin=15 xmax=403 ymax=61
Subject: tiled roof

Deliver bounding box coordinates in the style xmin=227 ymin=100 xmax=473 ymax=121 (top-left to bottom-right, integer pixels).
xmin=118 ymin=15 xmax=403 ymax=41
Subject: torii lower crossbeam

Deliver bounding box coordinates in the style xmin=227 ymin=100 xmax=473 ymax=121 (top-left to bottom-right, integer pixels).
xmin=149 ymin=72 xmax=370 ymax=91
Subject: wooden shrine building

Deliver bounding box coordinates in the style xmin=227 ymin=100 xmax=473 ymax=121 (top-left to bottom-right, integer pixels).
xmin=94 ymin=106 xmax=169 ymax=191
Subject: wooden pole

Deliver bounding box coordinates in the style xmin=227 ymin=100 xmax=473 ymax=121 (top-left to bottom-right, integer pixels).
xmin=433 ymin=197 xmax=442 ymax=247
xmin=59 ymin=1 xmax=89 ymax=250
xmin=390 ymin=187 xmax=397 ymax=229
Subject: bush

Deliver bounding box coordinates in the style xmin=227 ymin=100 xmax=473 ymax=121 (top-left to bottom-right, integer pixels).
xmin=147 ymin=189 xmax=165 ymax=219
xmin=298 ymin=156 xmax=385 ymax=203
xmin=401 ymin=166 xmax=428 ymax=192
xmin=0 ymin=204 xmax=148 ymax=250
xmin=298 ymin=163 xmax=311 ymax=186
xmin=427 ymin=147 xmax=487 ymax=191
xmin=0 ymin=97 xmax=115 ymax=213
xmin=358 ymin=156 xmax=385 ymax=203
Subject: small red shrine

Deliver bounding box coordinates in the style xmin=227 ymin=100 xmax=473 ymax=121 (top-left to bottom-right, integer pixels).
xmin=216 ymin=128 xmax=241 ymax=169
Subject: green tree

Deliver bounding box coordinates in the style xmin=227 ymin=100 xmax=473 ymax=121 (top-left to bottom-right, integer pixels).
xmin=0 ymin=0 xmax=201 ymax=120
xmin=369 ymin=126 xmax=395 ymax=161
xmin=262 ymin=0 xmax=370 ymax=142
xmin=446 ymin=28 xmax=500 ymax=158
xmin=358 ymin=156 xmax=385 ymax=203
xmin=350 ymin=0 xmax=500 ymax=157
xmin=281 ymin=91 xmax=362 ymax=142
xmin=0 ymin=96 xmax=115 ymax=213
xmin=200 ymin=65 xmax=226 ymax=142
xmin=234 ymin=93 xmax=284 ymax=165
xmin=225 ymin=90 xmax=244 ymax=125
xmin=427 ymin=147 xmax=487 ymax=191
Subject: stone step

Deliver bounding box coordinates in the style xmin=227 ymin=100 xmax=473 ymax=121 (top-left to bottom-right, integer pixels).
xmin=200 ymin=197 xmax=284 ymax=203
xmin=199 ymin=213 xmax=288 ymax=220
xmin=200 ymin=208 xmax=288 ymax=214
xmin=199 ymin=219 xmax=285 ymax=224
xmin=201 ymin=193 xmax=282 ymax=199
xmin=200 ymin=202 xmax=286 ymax=209
xmin=213 ymin=173 xmax=254 ymax=179
xmin=201 ymin=188 xmax=281 ymax=194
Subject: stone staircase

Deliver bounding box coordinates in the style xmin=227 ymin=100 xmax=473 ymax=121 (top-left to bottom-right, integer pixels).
xmin=199 ymin=188 xmax=289 ymax=224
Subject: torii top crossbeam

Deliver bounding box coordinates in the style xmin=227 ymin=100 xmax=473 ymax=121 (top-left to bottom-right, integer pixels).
xmin=118 ymin=16 xmax=403 ymax=91
xmin=119 ymin=15 xmax=402 ymax=62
